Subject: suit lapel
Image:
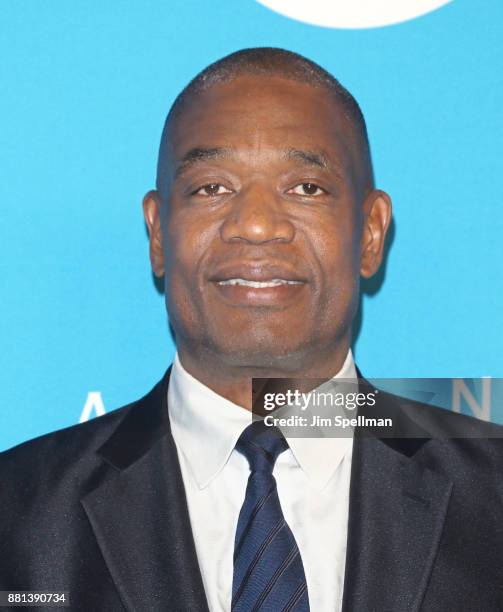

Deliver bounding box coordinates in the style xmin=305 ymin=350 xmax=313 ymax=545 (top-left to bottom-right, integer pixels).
xmin=342 ymin=390 xmax=453 ymax=612
xmin=81 ymin=370 xmax=209 ymax=612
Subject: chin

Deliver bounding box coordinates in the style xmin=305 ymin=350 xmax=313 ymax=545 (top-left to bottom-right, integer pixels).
xmin=204 ymin=335 xmax=314 ymax=371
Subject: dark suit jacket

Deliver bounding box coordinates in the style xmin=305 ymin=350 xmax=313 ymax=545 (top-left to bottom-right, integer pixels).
xmin=1 ymin=368 xmax=503 ymax=612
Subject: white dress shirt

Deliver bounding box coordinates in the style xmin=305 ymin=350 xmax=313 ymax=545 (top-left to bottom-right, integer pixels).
xmin=168 ymin=351 xmax=356 ymax=612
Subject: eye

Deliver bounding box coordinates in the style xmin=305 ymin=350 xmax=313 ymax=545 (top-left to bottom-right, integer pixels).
xmin=287 ymin=182 xmax=326 ymax=197
xmin=192 ymin=183 xmax=232 ymax=197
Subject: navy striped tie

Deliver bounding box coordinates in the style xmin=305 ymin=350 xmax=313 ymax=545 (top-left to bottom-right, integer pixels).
xmin=232 ymin=421 xmax=310 ymax=612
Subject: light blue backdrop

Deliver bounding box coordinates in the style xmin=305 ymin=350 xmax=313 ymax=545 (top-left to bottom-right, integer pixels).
xmin=1 ymin=0 xmax=502 ymax=451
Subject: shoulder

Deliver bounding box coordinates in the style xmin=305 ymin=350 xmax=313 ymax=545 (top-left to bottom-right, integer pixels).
xmin=0 ymin=370 xmax=170 ymax=503
xmin=357 ymin=375 xmax=503 ymax=441
xmin=374 ymin=388 xmax=503 ymax=475
xmin=0 ymin=373 xmax=171 ymax=588
xmin=0 ymin=403 xmax=132 ymax=499
xmin=389 ymin=390 xmax=503 ymax=440
xmin=0 ymin=403 xmax=129 ymax=459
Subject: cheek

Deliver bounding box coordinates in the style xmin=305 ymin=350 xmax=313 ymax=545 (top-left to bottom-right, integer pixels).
xmin=165 ymin=211 xmax=213 ymax=277
xmin=163 ymin=212 xmax=220 ymax=329
xmin=314 ymin=217 xmax=360 ymax=276
xmin=310 ymin=217 xmax=361 ymax=312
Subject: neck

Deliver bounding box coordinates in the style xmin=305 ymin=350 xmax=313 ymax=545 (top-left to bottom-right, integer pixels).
xmin=176 ymin=339 xmax=352 ymax=411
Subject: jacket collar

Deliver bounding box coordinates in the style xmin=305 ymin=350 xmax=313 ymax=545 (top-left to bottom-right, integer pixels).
xmin=81 ymin=368 xmax=210 ymax=612
xmin=96 ymin=367 xmax=172 ymax=470
xmin=342 ymin=376 xmax=453 ymax=612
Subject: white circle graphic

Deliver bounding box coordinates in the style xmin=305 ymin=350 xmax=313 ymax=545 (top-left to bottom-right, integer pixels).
xmin=255 ymin=0 xmax=453 ymax=29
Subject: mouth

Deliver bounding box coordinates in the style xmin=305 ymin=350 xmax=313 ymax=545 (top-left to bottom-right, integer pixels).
xmin=208 ymin=263 xmax=308 ymax=307
xmin=216 ymin=278 xmax=304 ymax=288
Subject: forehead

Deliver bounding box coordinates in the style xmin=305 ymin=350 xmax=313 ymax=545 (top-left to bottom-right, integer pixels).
xmin=167 ymin=75 xmax=356 ymax=168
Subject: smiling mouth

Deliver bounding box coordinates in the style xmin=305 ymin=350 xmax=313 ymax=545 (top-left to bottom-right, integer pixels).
xmin=216 ymin=278 xmax=304 ymax=288
xmin=211 ymin=276 xmax=307 ymax=308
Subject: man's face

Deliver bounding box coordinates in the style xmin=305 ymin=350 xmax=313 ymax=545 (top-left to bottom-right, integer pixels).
xmin=146 ymin=75 xmax=389 ymax=369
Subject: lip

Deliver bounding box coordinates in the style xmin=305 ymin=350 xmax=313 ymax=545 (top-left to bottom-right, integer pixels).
xmin=208 ymin=261 xmax=308 ymax=307
xmin=208 ymin=261 xmax=308 ymax=284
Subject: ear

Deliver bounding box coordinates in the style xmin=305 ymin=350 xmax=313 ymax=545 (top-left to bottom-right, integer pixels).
xmin=143 ymin=190 xmax=165 ymax=278
xmin=360 ymin=189 xmax=392 ymax=278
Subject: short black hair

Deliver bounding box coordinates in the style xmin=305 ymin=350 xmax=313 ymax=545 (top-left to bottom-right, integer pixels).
xmin=157 ymin=47 xmax=373 ymax=194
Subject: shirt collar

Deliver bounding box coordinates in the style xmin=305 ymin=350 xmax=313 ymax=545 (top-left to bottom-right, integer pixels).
xmin=168 ymin=350 xmax=356 ymax=491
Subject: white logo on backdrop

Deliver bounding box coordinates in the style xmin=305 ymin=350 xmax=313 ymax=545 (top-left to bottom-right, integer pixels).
xmin=254 ymin=0 xmax=453 ymax=29
xmin=452 ymin=378 xmax=492 ymax=422
xmin=80 ymin=392 xmax=106 ymax=423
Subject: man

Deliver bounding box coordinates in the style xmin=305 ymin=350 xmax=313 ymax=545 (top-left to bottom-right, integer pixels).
xmin=1 ymin=48 xmax=502 ymax=612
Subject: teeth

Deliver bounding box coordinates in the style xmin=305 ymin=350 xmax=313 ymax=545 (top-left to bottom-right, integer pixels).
xmin=217 ymin=278 xmax=303 ymax=288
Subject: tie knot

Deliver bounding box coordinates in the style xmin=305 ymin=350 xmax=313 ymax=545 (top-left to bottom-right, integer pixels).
xmin=235 ymin=421 xmax=288 ymax=473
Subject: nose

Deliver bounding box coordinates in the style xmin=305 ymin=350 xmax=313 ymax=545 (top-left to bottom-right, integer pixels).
xmin=219 ymin=183 xmax=295 ymax=245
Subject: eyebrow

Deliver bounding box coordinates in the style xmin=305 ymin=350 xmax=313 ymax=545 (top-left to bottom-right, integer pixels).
xmin=283 ymin=148 xmax=330 ymax=169
xmin=174 ymin=146 xmax=233 ymax=179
